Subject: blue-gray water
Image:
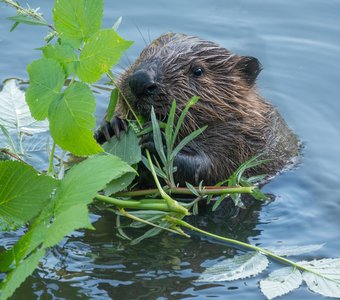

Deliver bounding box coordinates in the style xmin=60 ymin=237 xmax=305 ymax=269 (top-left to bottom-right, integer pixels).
xmin=1 ymin=1 xmax=340 ymax=299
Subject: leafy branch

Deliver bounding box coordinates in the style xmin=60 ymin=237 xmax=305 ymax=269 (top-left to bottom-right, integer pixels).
xmin=0 ymin=0 xmax=55 ymax=32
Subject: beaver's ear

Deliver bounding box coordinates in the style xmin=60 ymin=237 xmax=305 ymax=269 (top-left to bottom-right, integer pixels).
xmin=236 ymin=56 xmax=262 ymax=86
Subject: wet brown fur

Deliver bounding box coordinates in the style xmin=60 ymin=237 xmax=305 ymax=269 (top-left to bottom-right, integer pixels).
xmin=115 ymin=33 xmax=299 ymax=185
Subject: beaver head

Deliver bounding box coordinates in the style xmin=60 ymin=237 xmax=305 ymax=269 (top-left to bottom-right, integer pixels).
xmin=117 ymin=33 xmax=269 ymax=134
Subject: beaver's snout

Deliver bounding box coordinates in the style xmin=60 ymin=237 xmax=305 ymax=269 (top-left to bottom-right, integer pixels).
xmin=129 ymin=70 xmax=158 ymax=98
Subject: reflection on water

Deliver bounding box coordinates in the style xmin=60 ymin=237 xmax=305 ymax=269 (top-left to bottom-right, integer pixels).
xmin=1 ymin=0 xmax=340 ymax=299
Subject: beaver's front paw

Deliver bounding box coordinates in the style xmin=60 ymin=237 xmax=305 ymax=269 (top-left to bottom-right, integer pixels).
xmin=139 ymin=132 xmax=167 ymax=161
xmin=94 ymin=113 xmax=128 ymax=144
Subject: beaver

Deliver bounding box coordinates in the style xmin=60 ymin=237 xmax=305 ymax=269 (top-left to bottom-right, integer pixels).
xmin=95 ymin=33 xmax=299 ymax=186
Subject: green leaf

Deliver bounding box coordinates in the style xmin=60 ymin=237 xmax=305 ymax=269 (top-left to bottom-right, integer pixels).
xmin=106 ymin=88 xmax=119 ymax=122
xmin=260 ymin=267 xmax=303 ymax=299
xmin=44 ymin=204 xmax=93 ymax=247
xmin=7 ymin=14 xmax=48 ymax=27
xmin=104 ymin=171 xmax=136 ymax=196
xmin=0 ymin=249 xmax=45 ymax=300
xmin=172 ymin=96 xmax=199 ymax=149
xmin=131 ymin=220 xmax=171 ymax=245
xmin=54 ymin=154 xmax=135 ymax=213
xmin=9 ymin=22 xmax=19 ymax=32
xmin=185 ymin=182 xmax=199 ymax=197
xmin=197 ymin=252 xmax=269 ymax=282
xmin=170 ymin=125 xmax=207 ymax=160
xmin=48 ymin=81 xmax=102 ymax=155
xmin=42 ymin=43 xmax=78 ymax=76
xmin=0 ymin=154 xmax=131 ymax=297
xmin=26 ymin=58 xmax=65 ymax=120
xmin=165 ymin=100 xmax=176 ymax=154
xmin=0 ymin=161 xmax=57 ymax=230
xmin=103 ymin=129 xmax=141 ymax=165
xmin=77 ymin=29 xmax=133 ymax=83
xmin=141 ymin=156 xmax=167 ymax=180
xmin=53 ymin=0 xmax=103 ymax=48
xmin=150 ymin=107 xmax=166 ymax=166
xmin=212 ymin=194 xmax=229 ymax=212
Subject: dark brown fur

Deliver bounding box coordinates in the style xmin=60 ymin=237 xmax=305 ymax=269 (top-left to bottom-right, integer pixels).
xmin=113 ymin=33 xmax=299 ymax=185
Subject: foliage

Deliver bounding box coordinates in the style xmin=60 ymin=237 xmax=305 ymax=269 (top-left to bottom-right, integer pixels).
xmin=21 ymin=0 xmax=132 ymax=155
xmin=198 ymin=246 xmax=340 ymax=299
xmin=176 ymin=219 xmax=340 ymax=299
xmin=0 ymin=155 xmax=133 ymax=299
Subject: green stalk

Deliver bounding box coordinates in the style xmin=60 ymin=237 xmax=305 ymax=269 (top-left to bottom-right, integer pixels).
xmin=113 ymin=186 xmax=254 ymax=197
xmin=145 ymin=150 xmax=189 ymax=215
xmin=168 ymin=217 xmax=329 ymax=276
xmin=118 ymin=208 xmax=190 ymax=237
xmin=2 ymin=0 xmax=55 ymax=31
xmin=106 ymin=72 xmax=142 ymax=129
xmin=95 ymin=194 xmax=186 ymax=213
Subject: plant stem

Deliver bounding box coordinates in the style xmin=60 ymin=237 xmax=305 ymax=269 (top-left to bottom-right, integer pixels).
xmin=118 ymin=208 xmax=190 ymax=237
xmin=167 ymin=217 xmax=314 ymax=273
xmin=2 ymin=0 xmax=55 ymax=31
xmin=95 ymin=194 xmax=187 ymax=213
xmin=145 ymin=150 xmax=189 ymax=215
xmin=106 ymin=72 xmax=143 ymax=129
xmin=113 ymin=186 xmax=254 ymax=197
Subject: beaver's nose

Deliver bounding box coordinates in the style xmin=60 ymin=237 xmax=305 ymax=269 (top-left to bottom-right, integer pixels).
xmin=129 ymin=70 xmax=158 ymax=97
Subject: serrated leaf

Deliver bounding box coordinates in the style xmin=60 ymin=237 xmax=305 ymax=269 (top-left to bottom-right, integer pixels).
xmin=260 ymin=267 xmax=302 ymax=299
xmin=44 ymin=204 xmax=93 ymax=247
xmin=299 ymin=258 xmax=340 ymax=298
xmin=77 ymin=29 xmax=133 ymax=83
xmin=42 ymin=43 xmax=78 ymax=76
xmin=197 ymin=252 xmax=269 ymax=282
xmin=103 ymin=129 xmax=141 ymax=165
xmin=48 ymin=81 xmax=102 ymax=155
xmin=26 ymin=58 xmax=65 ymax=120
xmin=53 ymin=0 xmax=103 ymax=48
xmin=0 ymin=160 xmax=57 ymax=230
xmin=266 ymin=244 xmax=325 ymax=257
xmin=0 ymin=79 xmax=49 ymax=149
xmin=0 ymin=154 xmax=132 ymax=297
xmin=0 ymin=249 xmax=45 ymax=300
xmin=54 ymin=154 xmax=135 ymax=213
xmin=104 ymin=171 xmax=136 ymax=196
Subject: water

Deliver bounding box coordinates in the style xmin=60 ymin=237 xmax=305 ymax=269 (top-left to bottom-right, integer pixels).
xmin=1 ymin=0 xmax=340 ymax=299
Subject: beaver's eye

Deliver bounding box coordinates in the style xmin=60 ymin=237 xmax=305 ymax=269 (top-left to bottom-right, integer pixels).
xmin=193 ymin=67 xmax=203 ymax=77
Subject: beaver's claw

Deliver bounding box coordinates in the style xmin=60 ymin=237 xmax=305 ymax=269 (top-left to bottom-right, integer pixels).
xmin=94 ymin=114 xmax=128 ymax=144
xmin=139 ymin=131 xmax=167 ymax=160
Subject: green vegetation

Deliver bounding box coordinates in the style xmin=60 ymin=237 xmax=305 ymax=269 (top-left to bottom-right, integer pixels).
xmin=0 ymin=1 xmax=339 ymax=299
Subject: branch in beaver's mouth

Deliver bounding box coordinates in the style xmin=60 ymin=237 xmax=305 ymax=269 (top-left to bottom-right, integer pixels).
xmin=135 ymin=98 xmax=168 ymax=122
